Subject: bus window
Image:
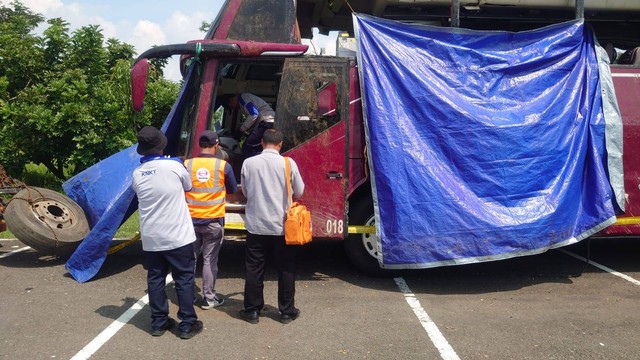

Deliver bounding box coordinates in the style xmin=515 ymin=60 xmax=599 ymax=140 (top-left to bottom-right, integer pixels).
xmin=276 ymin=58 xmax=346 ymax=152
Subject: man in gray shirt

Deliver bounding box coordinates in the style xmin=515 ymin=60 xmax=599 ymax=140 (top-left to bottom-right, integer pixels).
xmin=239 ymin=129 xmax=305 ymax=324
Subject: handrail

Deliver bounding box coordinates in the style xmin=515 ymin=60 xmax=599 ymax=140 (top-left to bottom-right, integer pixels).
xmin=133 ymin=43 xmax=241 ymax=63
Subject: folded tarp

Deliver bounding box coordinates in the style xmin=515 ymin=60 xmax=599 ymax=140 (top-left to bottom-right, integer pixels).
xmin=63 ymin=69 xmax=195 ymax=282
xmin=353 ymin=14 xmax=624 ymax=269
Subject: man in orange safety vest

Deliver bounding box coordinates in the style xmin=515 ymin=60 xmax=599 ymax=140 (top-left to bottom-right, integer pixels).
xmin=184 ymin=130 xmax=237 ymax=310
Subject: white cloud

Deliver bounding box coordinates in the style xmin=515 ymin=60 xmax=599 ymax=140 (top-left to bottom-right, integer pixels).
xmin=158 ymin=10 xmax=212 ymax=81
xmin=165 ymin=10 xmax=209 ymax=41
xmin=129 ymin=20 xmax=166 ymax=53
xmin=1 ymin=0 xmax=63 ymax=13
xmin=3 ymin=0 xmax=118 ymax=45
xmin=95 ymin=17 xmax=117 ymax=40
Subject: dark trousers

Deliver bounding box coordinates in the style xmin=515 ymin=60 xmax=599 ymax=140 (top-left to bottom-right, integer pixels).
xmin=244 ymin=233 xmax=297 ymax=315
xmin=145 ymin=243 xmax=197 ymax=332
xmin=242 ymin=121 xmax=274 ymax=157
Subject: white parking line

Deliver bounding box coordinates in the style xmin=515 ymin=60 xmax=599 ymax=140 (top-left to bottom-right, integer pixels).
xmin=394 ymin=277 xmax=461 ymax=360
xmin=71 ymin=274 xmax=174 ymax=360
xmin=559 ymin=249 xmax=640 ymax=286
xmin=0 ymin=246 xmax=30 ymax=259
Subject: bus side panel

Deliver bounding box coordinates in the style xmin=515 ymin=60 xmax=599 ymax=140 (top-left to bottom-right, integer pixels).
xmin=599 ymin=67 xmax=640 ymax=235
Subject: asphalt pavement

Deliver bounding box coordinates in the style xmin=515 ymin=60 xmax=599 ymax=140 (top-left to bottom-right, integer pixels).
xmin=1 ymin=236 xmax=639 ymax=359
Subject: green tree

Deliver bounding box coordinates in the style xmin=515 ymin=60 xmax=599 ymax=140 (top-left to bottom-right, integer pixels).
xmin=0 ymin=1 xmax=44 ymax=96
xmin=0 ymin=1 xmax=179 ymax=181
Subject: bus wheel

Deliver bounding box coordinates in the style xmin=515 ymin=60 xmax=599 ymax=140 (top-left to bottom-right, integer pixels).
xmin=5 ymin=187 xmax=89 ymax=256
xmin=345 ymin=194 xmax=389 ymax=277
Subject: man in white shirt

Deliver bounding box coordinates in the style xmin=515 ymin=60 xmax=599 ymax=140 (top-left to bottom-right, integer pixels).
xmin=131 ymin=126 xmax=203 ymax=339
xmin=239 ymin=129 xmax=305 ymax=324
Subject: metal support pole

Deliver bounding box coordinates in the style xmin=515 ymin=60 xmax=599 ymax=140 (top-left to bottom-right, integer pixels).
xmin=575 ymin=0 xmax=584 ymax=19
xmin=451 ymin=0 xmax=460 ymax=27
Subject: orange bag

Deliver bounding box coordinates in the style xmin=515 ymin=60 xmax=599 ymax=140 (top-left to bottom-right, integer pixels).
xmin=284 ymin=157 xmax=312 ymax=245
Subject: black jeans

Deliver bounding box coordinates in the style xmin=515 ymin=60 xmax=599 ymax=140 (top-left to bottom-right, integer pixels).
xmin=243 ymin=233 xmax=297 ymax=315
xmin=145 ymin=243 xmax=197 ymax=332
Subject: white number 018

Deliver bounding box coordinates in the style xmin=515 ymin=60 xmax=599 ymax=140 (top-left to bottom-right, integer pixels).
xmin=326 ymin=219 xmax=344 ymax=234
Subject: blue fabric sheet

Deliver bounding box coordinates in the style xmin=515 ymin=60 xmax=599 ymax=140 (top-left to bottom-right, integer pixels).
xmin=63 ymin=69 xmax=195 ymax=282
xmin=353 ymin=15 xmax=618 ymax=268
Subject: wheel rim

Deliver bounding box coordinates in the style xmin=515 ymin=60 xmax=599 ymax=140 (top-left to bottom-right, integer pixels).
xmin=360 ymin=215 xmax=379 ymax=259
xmin=30 ymin=199 xmax=78 ymax=230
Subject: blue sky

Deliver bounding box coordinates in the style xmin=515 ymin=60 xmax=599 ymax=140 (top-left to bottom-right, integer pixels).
xmin=1 ymin=0 xmax=337 ymax=81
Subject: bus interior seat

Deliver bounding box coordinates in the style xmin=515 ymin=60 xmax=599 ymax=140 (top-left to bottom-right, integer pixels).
xmin=618 ymin=47 xmax=640 ymax=65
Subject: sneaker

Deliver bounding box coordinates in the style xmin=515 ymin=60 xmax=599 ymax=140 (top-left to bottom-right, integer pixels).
xmin=179 ymin=320 xmax=203 ymax=340
xmin=201 ymin=295 xmax=224 ymax=310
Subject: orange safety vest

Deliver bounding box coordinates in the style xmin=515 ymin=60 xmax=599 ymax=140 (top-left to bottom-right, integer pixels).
xmin=184 ymin=157 xmax=227 ymax=219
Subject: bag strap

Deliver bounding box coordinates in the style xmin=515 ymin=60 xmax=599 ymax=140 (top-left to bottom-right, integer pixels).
xmin=284 ymin=157 xmax=292 ymax=206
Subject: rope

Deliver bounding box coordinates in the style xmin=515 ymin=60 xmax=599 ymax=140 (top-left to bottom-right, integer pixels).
xmin=185 ymin=42 xmax=203 ymax=75
xmin=345 ymin=0 xmax=355 ymax=13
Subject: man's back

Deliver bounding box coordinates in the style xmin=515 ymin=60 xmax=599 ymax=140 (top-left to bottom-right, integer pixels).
xmin=132 ymin=158 xmax=195 ymax=251
xmin=185 ymin=156 xmax=235 ymax=221
xmin=241 ymin=149 xmax=304 ymax=235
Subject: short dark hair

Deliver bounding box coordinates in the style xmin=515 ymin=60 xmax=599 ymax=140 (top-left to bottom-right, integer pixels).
xmin=219 ymin=94 xmax=235 ymax=109
xmin=262 ymin=129 xmax=283 ymax=145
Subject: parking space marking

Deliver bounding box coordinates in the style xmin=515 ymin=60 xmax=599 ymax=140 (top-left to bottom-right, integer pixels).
xmin=71 ymin=274 xmax=174 ymax=360
xmin=0 ymin=246 xmax=30 ymax=259
xmin=394 ymin=277 xmax=461 ymax=360
xmin=559 ymin=249 xmax=640 ymax=286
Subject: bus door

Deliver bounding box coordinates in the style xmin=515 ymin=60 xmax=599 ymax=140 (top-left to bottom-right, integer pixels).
xmin=276 ymin=57 xmax=351 ymax=239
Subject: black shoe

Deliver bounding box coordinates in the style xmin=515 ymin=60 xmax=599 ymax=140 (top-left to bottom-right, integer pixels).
xmin=151 ymin=318 xmax=176 ymax=337
xmin=238 ymin=309 xmax=260 ymax=324
xmin=179 ymin=320 xmax=203 ymax=340
xmin=280 ymin=309 xmax=300 ymax=324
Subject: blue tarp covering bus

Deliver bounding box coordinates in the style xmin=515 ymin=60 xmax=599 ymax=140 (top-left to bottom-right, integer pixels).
xmin=354 ymin=14 xmax=624 ymax=269
xmin=63 ymin=71 xmax=196 ymax=283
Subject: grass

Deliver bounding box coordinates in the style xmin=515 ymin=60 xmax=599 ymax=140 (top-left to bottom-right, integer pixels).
xmin=115 ymin=212 xmax=140 ymax=238
xmin=1 ymin=211 xmax=140 ymax=240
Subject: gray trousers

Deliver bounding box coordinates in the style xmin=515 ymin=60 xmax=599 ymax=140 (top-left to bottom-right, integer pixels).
xmin=193 ymin=221 xmax=224 ymax=301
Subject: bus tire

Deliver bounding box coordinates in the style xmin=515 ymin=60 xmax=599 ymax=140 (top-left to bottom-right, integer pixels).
xmin=5 ymin=187 xmax=89 ymax=256
xmin=345 ymin=194 xmax=393 ymax=277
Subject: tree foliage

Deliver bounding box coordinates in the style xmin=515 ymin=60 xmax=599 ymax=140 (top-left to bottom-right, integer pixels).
xmin=0 ymin=1 xmax=180 ymax=181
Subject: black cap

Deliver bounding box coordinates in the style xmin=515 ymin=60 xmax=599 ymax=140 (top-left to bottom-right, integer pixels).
xmin=136 ymin=126 xmax=167 ymax=155
xmin=199 ymin=130 xmax=219 ymax=148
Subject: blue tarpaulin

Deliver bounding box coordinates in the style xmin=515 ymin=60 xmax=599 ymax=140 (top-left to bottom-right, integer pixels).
xmin=353 ymin=14 xmax=624 ymax=269
xmin=63 ymin=69 xmax=196 ymax=282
